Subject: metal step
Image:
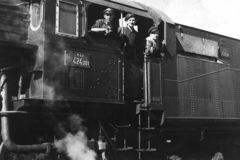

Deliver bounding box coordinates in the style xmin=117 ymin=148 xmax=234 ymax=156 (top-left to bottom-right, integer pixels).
xmin=136 ymin=148 xmax=157 ymax=152
xmin=118 ymin=147 xmax=133 ymax=151
xmin=138 ymin=127 xmax=155 ymax=130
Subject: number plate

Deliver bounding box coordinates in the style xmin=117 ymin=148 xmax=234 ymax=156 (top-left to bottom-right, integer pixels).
xmin=220 ymin=47 xmax=230 ymax=58
xmin=64 ymin=50 xmax=90 ymax=68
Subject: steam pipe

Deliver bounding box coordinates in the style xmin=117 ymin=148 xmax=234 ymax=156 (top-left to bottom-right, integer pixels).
xmin=0 ymin=73 xmax=52 ymax=154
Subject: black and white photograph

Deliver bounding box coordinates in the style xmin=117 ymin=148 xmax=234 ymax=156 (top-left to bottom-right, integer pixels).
xmin=0 ymin=0 xmax=239 ymax=160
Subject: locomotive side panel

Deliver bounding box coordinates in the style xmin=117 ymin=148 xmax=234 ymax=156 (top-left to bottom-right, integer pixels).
xmin=25 ymin=1 xmax=122 ymax=102
xmin=234 ymin=39 xmax=240 ymax=69
xmin=43 ymin=44 xmax=122 ymax=102
xmin=217 ymin=69 xmax=239 ymax=118
xmin=165 ymin=56 xmax=223 ymax=118
xmin=164 ymin=24 xmax=240 ymax=120
xmin=28 ymin=0 xmax=123 ymax=103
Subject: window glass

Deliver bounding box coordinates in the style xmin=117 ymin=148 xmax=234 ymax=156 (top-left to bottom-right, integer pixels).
xmin=56 ymin=0 xmax=79 ymax=38
xmin=31 ymin=3 xmax=40 ymax=28
xmin=30 ymin=1 xmax=44 ymax=31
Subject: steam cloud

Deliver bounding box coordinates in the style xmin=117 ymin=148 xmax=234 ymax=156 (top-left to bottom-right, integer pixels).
xmin=55 ymin=132 xmax=96 ymax=160
xmin=54 ymin=115 xmax=97 ymax=160
xmin=43 ymin=82 xmax=55 ymax=100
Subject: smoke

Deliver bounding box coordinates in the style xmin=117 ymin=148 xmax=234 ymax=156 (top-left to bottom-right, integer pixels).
xmin=43 ymin=82 xmax=56 ymax=100
xmin=54 ymin=115 xmax=97 ymax=160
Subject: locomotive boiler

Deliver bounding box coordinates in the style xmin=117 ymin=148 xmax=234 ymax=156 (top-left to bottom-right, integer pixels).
xmin=0 ymin=0 xmax=240 ymax=160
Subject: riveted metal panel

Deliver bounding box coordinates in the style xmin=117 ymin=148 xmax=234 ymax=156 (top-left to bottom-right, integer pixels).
xmin=194 ymin=101 xmax=216 ymax=118
xmin=188 ymin=58 xmax=204 ymax=78
xmin=165 ymin=97 xmax=190 ymax=117
xmin=236 ymin=72 xmax=240 ymax=116
xmin=165 ymin=54 xmax=234 ymax=118
xmin=189 ymin=83 xmax=195 ymax=115
xmin=214 ymin=75 xmax=220 ymax=116
xmin=42 ymin=45 xmax=123 ymax=103
xmin=219 ymin=102 xmax=237 ymax=118
xmin=216 ymin=69 xmax=239 ymax=118
xmin=177 ymin=56 xmax=188 ymax=81
xmin=193 ymin=71 xmax=215 ymax=103
xmin=165 ymin=80 xmax=191 ymax=117
xmin=235 ymin=40 xmax=240 ymax=69
xmin=178 ymin=81 xmax=191 ymax=101
xmin=182 ymin=73 xmax=216 ymax=118
xmin=217 ymin=70 xmax=236 ymax=102
xmin=164 ymin=23 xmax=240 ymax=121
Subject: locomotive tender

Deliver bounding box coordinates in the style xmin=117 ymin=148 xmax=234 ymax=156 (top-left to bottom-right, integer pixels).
xmin=0 ymin=0 xmax=240 ymax=160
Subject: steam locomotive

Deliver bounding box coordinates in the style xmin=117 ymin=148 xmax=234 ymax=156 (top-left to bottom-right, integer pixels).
xmin=1 ymin=0 xmax=240 ymax=160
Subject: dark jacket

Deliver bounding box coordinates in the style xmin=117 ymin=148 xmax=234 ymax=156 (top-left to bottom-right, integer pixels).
xmin=119 ymin=27 xmax=139 ymax=59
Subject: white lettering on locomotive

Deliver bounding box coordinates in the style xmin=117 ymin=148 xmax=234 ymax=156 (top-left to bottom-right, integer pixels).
xmin=72 ymin=57 xmax=89 ymax=67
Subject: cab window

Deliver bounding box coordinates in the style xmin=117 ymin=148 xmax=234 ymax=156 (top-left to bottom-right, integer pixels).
xmin=88 ymin=3 xmax=154 ymax=35
xmin=56 ymin=0 xmax=80 ymax=38
xmin=87 ymin=4 xmax=120 ymax=33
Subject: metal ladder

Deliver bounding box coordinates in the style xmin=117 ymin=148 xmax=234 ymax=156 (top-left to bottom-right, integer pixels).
xmin=136 ymin=108 xmax=157 ymax=160
xmin=112 ymin=108 xmax=134 ymax=160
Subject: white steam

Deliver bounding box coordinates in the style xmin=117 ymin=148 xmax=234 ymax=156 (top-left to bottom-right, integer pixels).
xmin=55 ymin=131 xmax=96 ymax=160
xmin=54 ymin=115 xmax=97 ymax=160
xmin=43 ymin=82 xmax=55 ymax=100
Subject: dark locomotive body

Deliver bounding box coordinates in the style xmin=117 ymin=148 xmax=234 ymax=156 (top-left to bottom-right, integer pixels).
xmin=0 ymin=0 xmax=240 ymax=160
xmin=162 ymin=23 xmax=240 ymax=159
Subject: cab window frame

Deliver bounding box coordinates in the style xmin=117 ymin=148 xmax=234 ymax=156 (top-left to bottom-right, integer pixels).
xmin=55 ymin=0 xmax=79 ymax=38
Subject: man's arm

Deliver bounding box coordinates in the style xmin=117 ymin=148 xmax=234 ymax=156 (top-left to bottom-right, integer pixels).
xmin=91 ymin=28 xmax=107 ymax=32
xmin=144 ymin=40 xmax=153 ymax=55
xmin=91 ymin=19 xmax=107 ymax=32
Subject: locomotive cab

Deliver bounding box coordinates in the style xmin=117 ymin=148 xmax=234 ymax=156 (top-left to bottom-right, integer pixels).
xmin=86 ymin=2 xmax=165 ymax=106
xmin=0 ymin=0 xmax=168 ymax=159
xmin=21 ymin=0 xmax=166 ymax=106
